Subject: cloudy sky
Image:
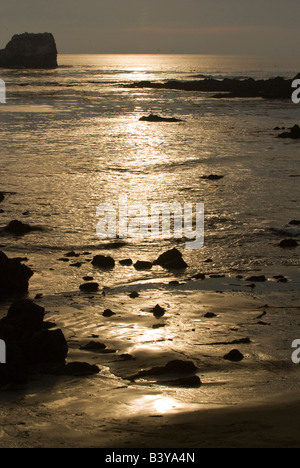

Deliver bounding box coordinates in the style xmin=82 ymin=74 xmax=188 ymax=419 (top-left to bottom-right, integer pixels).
xmin=1 ymin=0 xmax=300 ymax=55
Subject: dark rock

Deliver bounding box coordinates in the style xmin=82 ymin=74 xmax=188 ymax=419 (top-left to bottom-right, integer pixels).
xmin=289 ymin=220 xmax=300 ymax=226
xmin=279 ymin=239 xmax=299 ymax=248
xmin=169 ymin=280 xmax=180 ymax=286
xmin=139 ymin=114 xmax=183 ymax=123
xmin=134 ymin=261 xmax=153 ymax=270
xmin=163 ymin=375 xmax=202 ymax=388
xmin=102 ymin=309 xmax=116 ymax=318
xmin=277 ymin=277 xmax=288 ymax=283
xmin=152 ymin=323 xmax=166 ymax=329
xmin=92 ymin=255 xmax=115 ymax=269
xmin=201 ymin=175 xmax=224 ymax=181
xmin=204 ymin=312 xmax=217 ymax=318
xmin=153 ymin=248 xmax=188 ymax=270
xmin=4 ymin=220 xmax=33 ymax=235
xmin=64 ymin=251 xmax=80 ymax=258
xmin=79 ymin=282 xmax=99 ymax=292
xmin=129 ymin=291 xmax=139 ymax=299
xmin=58 ymin=258 xmax=69 ymax=262
xmin=129 ymin=359 xmax=198 ymax=381
xmin=6 ymin=299 xmax=45 ymax=332
xmin=83 ymin=276 xmax=94 ymax=281
xmin=152 ymin=304 xmax=166 ymax=318
xmin=245 ymin=275 xmax=267 ymax=282
xmin=70 ymin=262 xmax=82 ymax=268
xmin=0 ymin=251 xmax=33 ymax=298
xmin=0 ymin=33 xmax=57 ymax=69
xmin=80 ymin=341 xmax=106 ymax=352
xmin=128 ymin=75 xmax=297 ymax=100
xmin=192 ymin=273 xmax=206 ymax=280
xmin=119 ymin=259 xmax=133 ymax=266
xmin=118 ymin=353 xmax=135 ymax=361
xmin=64 ymin=362 xmax=100 ymax=376
xmin=25 ymin=329 xmax=68 ymax=364
xmin=224 ymin=349 xmax=244 ymax=362
xmin=0 ymin=192 xmax=4 ymax=203
xmin=278 ymin=125 xmax=300 ymax=139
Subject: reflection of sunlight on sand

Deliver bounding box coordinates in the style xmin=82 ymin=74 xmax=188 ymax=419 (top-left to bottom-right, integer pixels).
xmin=131 ymin=395 xmax=186 ymax=415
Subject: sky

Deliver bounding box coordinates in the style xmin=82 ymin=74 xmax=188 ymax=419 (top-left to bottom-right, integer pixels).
xmin=1 ymin=0 xmax=300 ymax=55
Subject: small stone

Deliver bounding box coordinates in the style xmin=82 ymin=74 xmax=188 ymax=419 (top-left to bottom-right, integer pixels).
xmin=103 ymin=309 xmax=116 ymax=318
xmin=79 ymin=282 xmax=99 ymax=292
xmin=92 ymin=255 xmax=115 ymax=269
xmin=134 ymin=261 xmax=153 ymax=270
xmin=64 ymin=362 xmax=100 ymax=376
xmin=152 ymin=304 xmax=166 ymax=318
xmin=279 ymin=239 xmax=299 ymax=248
xmin=119 ymin=259 xmax=133 ymax=266
xmin=129 ymin=291 xmax=139 ymax=299
xmin=224 ymin=349 xmax=244 ymax=362
xmin=245 ymin=275 xmax=266 ymax=282
xmin=204 ymin=312 xmax=217 ymax=318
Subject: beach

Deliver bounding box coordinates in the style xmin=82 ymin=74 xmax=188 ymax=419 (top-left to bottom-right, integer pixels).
xmin=0 ymin=54 xmax=300 ymax=448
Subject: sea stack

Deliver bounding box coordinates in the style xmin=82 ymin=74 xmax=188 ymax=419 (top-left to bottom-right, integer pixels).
xmin=0 ymin=33 xmax=58 ymax=69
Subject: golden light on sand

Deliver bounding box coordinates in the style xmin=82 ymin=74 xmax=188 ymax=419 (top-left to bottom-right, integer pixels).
xmin=131 ymin=395 xmax=183 ymax=415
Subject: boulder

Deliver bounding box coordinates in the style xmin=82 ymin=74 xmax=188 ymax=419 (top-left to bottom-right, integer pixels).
xmin=80 ymin=341 xmax=107 ymax=352
xmin=79 ymin=282 xmax=99 ymax=292
xmin=278 ymin=125 xmax=300 ymax=139
xmin=224 ymin=349 xmax=244 ymax=362
xmin=119 ymin=259 xmax=133 ymax=266
xmin=163 ymin=375 xmax=202 ymax=388
xmin=0 ymin=33 xmax=57 ymax=69
xmin=152 ymin=304 xmax=166 ymax=318
xmin=0 ymin=251 xmax=33 ymax=298
xmin=4 ymin=220 xmax=33 ymax=235
xmin=245 ymin=275 xmax=267 ymax=282
xmin=129 ymin=359 xmax=198 ymax=381
xmin=279 ymin=239 xmax=299 ymax=248
xmin=92 ymin=255 xmax=115 ymax=269
xmin=0 ymin=192 xmax=4 ymax=203
xmin=102 ymin=309 xmax=116 ymax=318
xmin=64 ymin=362 xmax=100 ymax=376
xmin=25 ymin=329 xmax=68 ymax=364
xmin=134 ymin=260 xmax=153 ymax=270
xmin=6 ymin=299 xmax=45 ymax=332
xmin=153 ymin=248 xmax=188 ymax=270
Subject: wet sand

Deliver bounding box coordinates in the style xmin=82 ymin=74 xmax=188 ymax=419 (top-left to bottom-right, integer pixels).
xmin=1 ymin=279 xmax=299 ymax=448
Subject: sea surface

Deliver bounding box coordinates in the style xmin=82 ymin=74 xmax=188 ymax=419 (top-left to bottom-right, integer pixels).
xmin=0 ymin=54 xmax=300 ymax=294
xmin=0 ymin=56 xmax=300 ymax=420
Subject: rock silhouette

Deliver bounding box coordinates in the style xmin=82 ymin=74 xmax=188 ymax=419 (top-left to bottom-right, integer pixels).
xmin=0 ymin=33 xmax=58 ymax=69
xmin=0 ymin=251 xmax=33 ymax=298
xmin=128 ymin=75 xmax=299 ymax=100
xmin=278 ymin=125 xmax=300 ymax=139
xmin=153 ymin=248 xmax=188 ymax=270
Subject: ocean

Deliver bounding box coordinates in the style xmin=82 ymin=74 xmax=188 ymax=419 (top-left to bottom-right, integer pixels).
xmin=0 ymin=54 xmax=299 ymax=294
